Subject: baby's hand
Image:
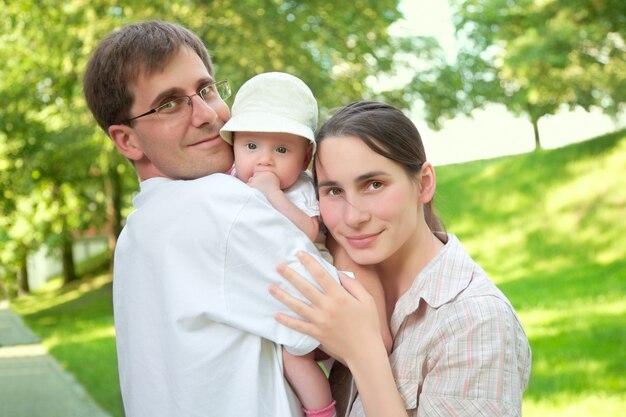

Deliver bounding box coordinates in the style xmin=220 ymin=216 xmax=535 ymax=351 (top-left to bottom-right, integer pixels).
xmin=248 ymin=171 xmax=281 ymax=195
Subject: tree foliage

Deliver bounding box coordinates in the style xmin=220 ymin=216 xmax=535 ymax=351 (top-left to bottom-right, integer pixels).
xmin=411 ymin=0 xmax=626 ymax=149
xmin=0 ymin=0 xmax=417 ymax=290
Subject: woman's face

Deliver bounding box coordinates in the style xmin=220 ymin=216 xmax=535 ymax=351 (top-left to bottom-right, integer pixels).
xmin=316 ymin=135 xmax=422 ymax=266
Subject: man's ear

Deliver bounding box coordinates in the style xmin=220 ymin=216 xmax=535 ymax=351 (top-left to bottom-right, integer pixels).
xmin=302 ymin=144 xmax=314 ymax=170
xmin=108 ymin=124 xmax=144 ymax=161
xmin=418 ymin=162 xmax=436 ymax=204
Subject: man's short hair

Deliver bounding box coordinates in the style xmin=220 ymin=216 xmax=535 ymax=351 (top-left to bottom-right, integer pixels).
xmin=83 ymin=20 xmax=214 ymax=131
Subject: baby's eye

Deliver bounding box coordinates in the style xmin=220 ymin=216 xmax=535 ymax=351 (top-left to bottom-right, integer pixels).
xmin=246 ymin=143 xmax=257 ymax=150
xmin=276 ymin=146 xmax=288 ymax=154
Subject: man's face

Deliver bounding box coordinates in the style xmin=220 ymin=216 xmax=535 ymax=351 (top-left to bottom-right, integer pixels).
xmin=117 ymin=47 xmax=233 ymax=180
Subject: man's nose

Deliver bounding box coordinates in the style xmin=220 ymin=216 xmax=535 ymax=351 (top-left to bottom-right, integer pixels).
xmin=190 ymin=95 xmax=218 ymax=126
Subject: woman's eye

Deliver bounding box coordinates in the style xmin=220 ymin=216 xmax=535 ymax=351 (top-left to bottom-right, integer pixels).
xmin=276 ymin=146 xmax=288 ymax=154
xmin=246 ymin=143 xmax=257 ymax=150
xmin=368 ymin=181 xmax=383 ymax=190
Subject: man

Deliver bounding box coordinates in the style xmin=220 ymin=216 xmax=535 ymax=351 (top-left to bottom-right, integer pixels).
xmin=83 ymin=21 xmax=336 ymax=417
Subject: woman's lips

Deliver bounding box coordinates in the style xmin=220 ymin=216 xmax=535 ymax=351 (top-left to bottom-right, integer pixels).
xmin=344 ymin=231 xmax=381 ymax=249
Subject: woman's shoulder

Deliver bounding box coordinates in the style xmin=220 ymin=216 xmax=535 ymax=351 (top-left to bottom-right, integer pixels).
xmin=435 ymin=235 xmax=515 ymax=308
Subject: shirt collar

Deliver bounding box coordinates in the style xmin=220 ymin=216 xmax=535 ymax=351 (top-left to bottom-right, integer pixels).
xmin=390 ymin=234 xmax=474 ymax=334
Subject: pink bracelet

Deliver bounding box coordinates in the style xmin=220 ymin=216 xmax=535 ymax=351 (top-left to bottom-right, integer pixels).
xmin=303 ymin=400 xmax=336 ymax=417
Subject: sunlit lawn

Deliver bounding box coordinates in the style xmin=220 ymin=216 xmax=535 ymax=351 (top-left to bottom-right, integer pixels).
xmin=10 ymin=130 xmax=626 ymax=417
xmin=11 ymin=274 xmax=124 ymax=417
xmin=436 ymin=130 xmax=626 ymax=415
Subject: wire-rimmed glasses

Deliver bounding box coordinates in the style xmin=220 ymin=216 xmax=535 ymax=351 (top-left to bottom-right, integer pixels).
xmin=122 ymin=79 xmax=231 ymax=125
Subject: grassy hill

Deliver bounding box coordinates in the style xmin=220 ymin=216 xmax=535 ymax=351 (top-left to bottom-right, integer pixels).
xmin=435 ymin=129 xmax=626 ymax=415
xmin=12 ymin=129 xmax=626 ymax=416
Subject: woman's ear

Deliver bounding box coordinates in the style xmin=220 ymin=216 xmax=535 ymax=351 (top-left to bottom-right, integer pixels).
xmin=418 ymin=162 xmax=436 ymax=204
xmin=108 ymin=124 xmax=144 ymax=161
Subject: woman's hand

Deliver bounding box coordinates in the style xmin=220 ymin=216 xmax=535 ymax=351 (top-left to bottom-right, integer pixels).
xmin=326 ymin=234 xmax=394 ymax=354
xmin=271 ymin=251 xmax=408 ymax=417
xmin=269 ymin=251 xmax=382 ymax=365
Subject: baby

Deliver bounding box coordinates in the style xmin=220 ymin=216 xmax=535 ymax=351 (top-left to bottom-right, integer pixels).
xmin=221 ymin=72 xmax=392 ymax=416
xmin=220 ymin=72 xmax=334 ymax=416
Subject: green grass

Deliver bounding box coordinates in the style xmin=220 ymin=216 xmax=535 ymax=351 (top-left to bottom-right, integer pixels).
xmin=11 ymin=274 xmax=124 ymax=417
xmin=10 ymin=130 xmax=626 ymax=416
xmin=436 ymin=130 xmax=626 ymax=415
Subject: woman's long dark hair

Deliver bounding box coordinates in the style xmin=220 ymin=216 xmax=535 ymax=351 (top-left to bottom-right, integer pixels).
xmin=314 ymin=101 xmax=445 ymax=234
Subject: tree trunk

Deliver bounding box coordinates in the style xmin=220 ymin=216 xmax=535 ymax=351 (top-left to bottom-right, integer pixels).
xmin=104 ymin=152 xmax=124 ymax=270
xmin=532 ymin=118 xmax=542 ymax=150
xmin=62 ymin=230 xmax=78 ymax=284
xmin=17 ymin=251 xmax=30 ymax=295
xmin=0 ymin=278 xmax=7 ymax=300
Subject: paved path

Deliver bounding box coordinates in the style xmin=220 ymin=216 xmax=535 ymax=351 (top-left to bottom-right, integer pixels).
xmin=0 ymin=302 xmax=112 ymax=417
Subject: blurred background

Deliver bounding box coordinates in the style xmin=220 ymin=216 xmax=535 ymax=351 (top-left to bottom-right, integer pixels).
xmin=1 ymin=1 xmax=624 ymax=416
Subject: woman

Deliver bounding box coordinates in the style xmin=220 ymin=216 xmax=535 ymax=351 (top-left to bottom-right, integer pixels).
xmin=270 ymin=101 xmax=531 ymax=416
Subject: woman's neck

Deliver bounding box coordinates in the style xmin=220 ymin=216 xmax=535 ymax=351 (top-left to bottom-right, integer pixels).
xmin=376 ymin=228 xmax=444 ymax=308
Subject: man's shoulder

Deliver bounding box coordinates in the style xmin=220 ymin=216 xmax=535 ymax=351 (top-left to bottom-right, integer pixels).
xmin=192 ymin=173 xmax=246 ymax=189
xmin=132 ymin=174 xmax=258 ymax=219
xmin=177 ymin=174 xmax=255 ymax=200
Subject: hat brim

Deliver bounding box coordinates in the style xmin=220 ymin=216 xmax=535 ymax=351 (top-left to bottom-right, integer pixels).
xmin=220 ymin=112 xmax=316 ymax=149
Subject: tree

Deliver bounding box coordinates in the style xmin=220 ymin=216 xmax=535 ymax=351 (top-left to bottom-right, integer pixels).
xmin=0 ymin=0 xmax=420 ymax=288
xmin=110 ymin=0 xmax=408 ymax=114
xmin=411 ymin=0 xmax=626 ymax=149
xmin=1 ymin=1 xmax=115 ymax=285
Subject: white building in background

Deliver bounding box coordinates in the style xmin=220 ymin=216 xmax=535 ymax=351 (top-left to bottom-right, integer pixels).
xmin=27 ymin=235 xmax=108 ymax=290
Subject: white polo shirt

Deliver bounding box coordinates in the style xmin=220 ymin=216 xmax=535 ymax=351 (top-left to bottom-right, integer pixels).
xmin=113 ymin=174 xmax=338 ymax=417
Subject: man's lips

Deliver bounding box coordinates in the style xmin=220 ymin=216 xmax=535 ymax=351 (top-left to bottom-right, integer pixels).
xmin=188 ymin=134 xmax=222 ymax=147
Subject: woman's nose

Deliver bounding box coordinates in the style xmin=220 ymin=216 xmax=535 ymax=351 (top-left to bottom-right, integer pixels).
xmin=343 ymin=196 xmax=369 ymax=226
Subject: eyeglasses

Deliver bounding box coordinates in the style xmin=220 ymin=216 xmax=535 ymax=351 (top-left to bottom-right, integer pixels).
xmin=122 ymin=80 xmax=231 ymax=125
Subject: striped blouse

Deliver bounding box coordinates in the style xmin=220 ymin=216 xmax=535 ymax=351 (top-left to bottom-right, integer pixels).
xmin=336 ymin=234 xmax=531 ymax=417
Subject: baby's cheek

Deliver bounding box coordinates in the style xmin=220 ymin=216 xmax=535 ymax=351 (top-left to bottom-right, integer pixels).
xmin=232 ymin=161 xmax=251 ymax=182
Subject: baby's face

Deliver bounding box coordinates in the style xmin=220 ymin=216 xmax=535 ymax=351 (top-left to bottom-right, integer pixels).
xmin=232 ymin=132 xmax=312 ymax=190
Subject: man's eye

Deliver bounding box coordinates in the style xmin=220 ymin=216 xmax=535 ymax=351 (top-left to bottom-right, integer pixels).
xmin=158 ymin=97 xmax=185 ymax=113
xmin=328 ymin=188 xmax=342 ymax=196
xmin=161 ymin=100 xmax=177 ymax=110
xmin=200 ymin=84 xmax=216 ymax=100
xmin=276 ymin=146 xmax=288 ymax=154
xmin=246 ymin=143 xmax=257 ymax=150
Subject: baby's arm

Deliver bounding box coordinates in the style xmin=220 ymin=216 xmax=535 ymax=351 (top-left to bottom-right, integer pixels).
xmin=248 ymin=171 xmax=320 ymax=241
xmin=264 ymin=191 xmax=319 ymax=241
xmin=327 ymin=234 xmax=393 ymax=354
xmin=282 ymin=349 xmax=335 ymax=415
